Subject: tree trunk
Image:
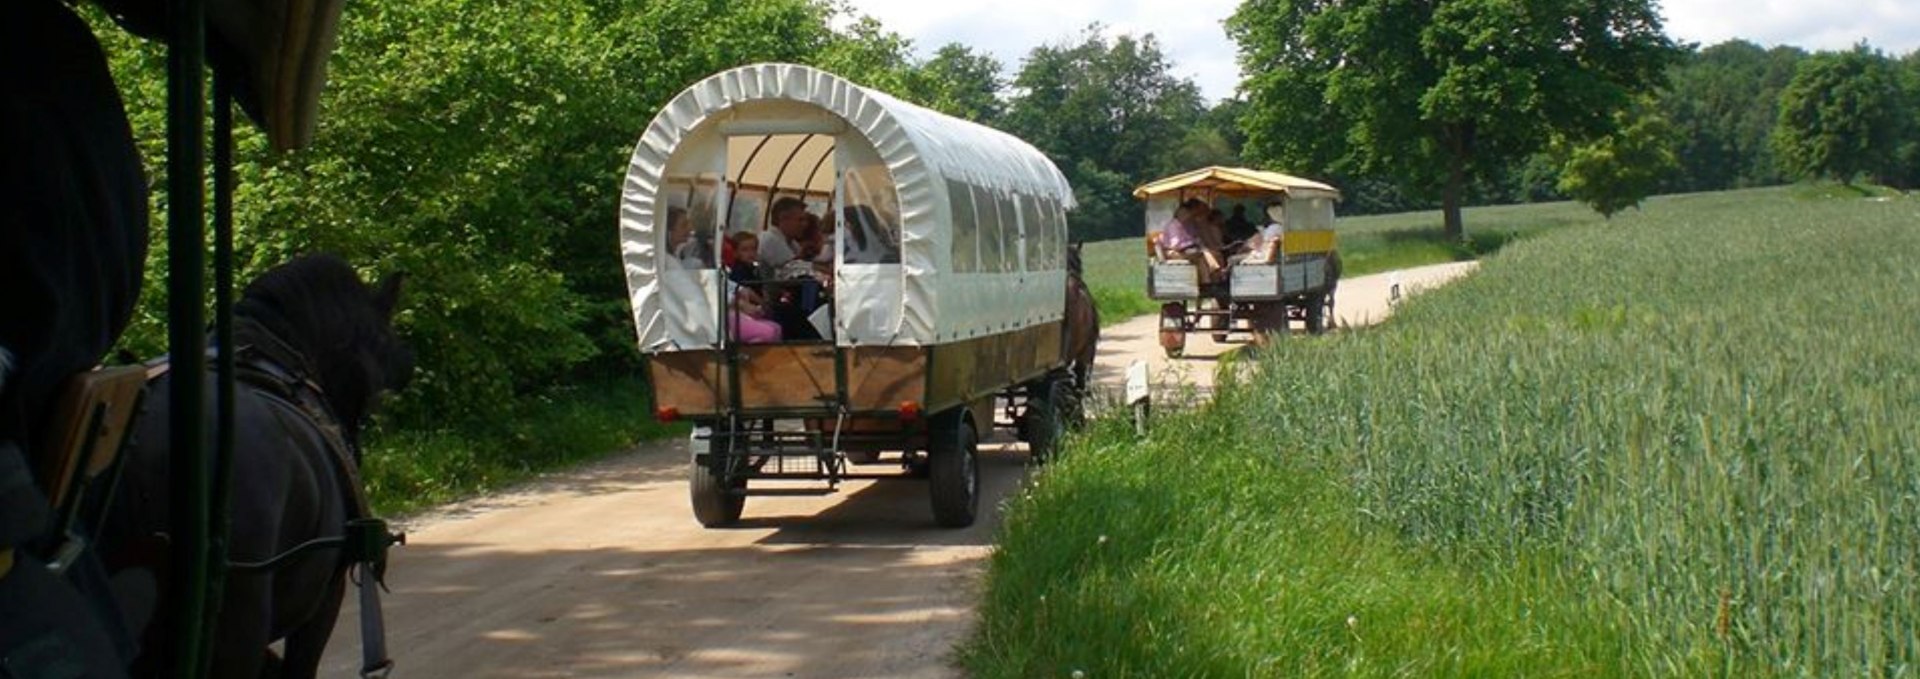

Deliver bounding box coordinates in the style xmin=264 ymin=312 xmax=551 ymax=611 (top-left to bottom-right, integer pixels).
xmin=1440 ymin=122 xmax=1471 ymax=241
xmin=1442 ymin=153 xmax=1465 ymax=241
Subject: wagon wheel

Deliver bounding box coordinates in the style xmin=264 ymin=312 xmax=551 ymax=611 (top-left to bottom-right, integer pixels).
xmin=1159 ymin=302 xmax=1188 ymax=357
xmin=927 ymin=408 xmax=979 ymax=528
xmin=689 ymin=426 xmax=746 ymax=527
xmin=1304 ymin=293 xmax=1330 ymax=335
xmin=1025 ymin=371 xmax=1080 ymax=464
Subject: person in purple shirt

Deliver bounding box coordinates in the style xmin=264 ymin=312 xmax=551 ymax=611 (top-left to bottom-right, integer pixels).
xmin=1158 ymin=198 xmax=1223 ymax=282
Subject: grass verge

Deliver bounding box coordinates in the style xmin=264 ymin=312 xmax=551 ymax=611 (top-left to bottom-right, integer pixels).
xmin=362 ymin=374 xmax=683 ymax=515
xmin=974 ymin=186 xmax=1918 ymax=675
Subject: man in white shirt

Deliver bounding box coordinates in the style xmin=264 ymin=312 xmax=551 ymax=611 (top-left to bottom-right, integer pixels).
xmin=758 ymin=197 xmax=810 ymax=267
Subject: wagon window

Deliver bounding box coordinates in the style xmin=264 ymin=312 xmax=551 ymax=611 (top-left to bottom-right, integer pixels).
xmin=1016 ymin=193 xmax=1038 ymax=272
xmin=948 ymin=179 xmax=979 ymax=273
xmin=972 ymin=185 xmax=1005 ymax=273
xmin=1288 ymin=197 xmax=1336 ymax=231
xmin=661 ymin=174 xmax=722 ymax=269
xmin=837 ymin=165 xmax=902 ymax=264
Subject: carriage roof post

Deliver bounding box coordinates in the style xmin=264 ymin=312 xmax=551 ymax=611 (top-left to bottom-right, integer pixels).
xmin=203 ymin=70 xmax=240 ymax=671
xmin=164 ymin=0 xmax=218 ymax=674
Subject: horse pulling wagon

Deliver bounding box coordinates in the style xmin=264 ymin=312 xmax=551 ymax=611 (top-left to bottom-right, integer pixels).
xmin=621 ymin=64 xmax=1097 ymax=529
xmin=1138 ymin=167 xmax=1343 ymax=355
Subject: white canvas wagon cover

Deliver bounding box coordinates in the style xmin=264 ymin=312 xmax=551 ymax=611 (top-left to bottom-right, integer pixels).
xmin=621 ymin=63 xmax=1077 ymax=352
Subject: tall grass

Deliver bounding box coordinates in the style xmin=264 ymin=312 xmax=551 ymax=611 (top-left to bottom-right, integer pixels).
xmin=974 ymin=187 xmax=1920 ymax=675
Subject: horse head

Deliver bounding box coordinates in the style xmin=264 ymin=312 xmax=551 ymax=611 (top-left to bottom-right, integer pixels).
xmin=232 ymin=254 xmax=413 ymax=445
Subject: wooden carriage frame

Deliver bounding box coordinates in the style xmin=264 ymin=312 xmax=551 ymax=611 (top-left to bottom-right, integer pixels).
xmin=621 ymin=64 xmax=1087 ymax=528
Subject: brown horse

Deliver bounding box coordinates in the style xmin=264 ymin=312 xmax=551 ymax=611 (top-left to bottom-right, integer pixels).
xmin=1064 ymin=243 xmax=1100 ymax=391
xmin=100 ymin=254 xmax=411 ymax=678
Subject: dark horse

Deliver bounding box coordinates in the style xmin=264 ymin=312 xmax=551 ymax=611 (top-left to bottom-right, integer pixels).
xmin=1064 ymin=243 xmax=1101 ymax=391
xmin=100 ymin=254 xmax=412 ymax=678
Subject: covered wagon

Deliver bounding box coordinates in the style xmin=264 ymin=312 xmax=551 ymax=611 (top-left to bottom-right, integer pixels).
xmin=620 ymin=63 xmax=1094 ymax=528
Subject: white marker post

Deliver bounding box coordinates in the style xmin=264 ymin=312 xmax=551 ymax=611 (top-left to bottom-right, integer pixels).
xmin=1125 ymin=359 xmax=1150 ymax=436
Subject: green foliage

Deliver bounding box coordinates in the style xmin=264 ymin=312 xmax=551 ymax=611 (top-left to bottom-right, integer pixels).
xmin=1003 ymin=26 xmax=1211 ymax=241
xmin=975 ymin=187 xmax=1920 ymax=675
xmin=1772 ymin=45 xmax=1905 ymax=185
xmin=901 ymin=43 xmax=1006 ymax=124
xmin=1228 ymin=0 xmax=1680 ymax=237
xmin=363 ymin=375 xmax=683 ymax=515
xmin=1557 ymin=104 xmax=1680 ymax=218
xmin=1659 ymin=40 xmax=1806 ymax=191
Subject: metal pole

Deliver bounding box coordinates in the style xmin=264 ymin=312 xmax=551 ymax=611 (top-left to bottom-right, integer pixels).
xmin=203 ymin=71 xmax=237 ymax=668
xmin=164 ymin=0 xmax=209 ymax=674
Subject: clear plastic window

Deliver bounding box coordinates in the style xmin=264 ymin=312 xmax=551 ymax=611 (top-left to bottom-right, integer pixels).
xmin=1287 ymin=197 xmax=1336 ymax=231
xmin=662 ymin=174 xmax=722 ymax=269
xmin=973 ymin=186 xmax=1004 ymax=273
xmin=832 ymin=166 xmax=901 ymax=265
xmin=948 ymin=179 xmax=978 ymax=273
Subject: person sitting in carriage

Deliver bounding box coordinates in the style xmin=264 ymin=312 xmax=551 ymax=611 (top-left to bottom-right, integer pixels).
xmin=1158 ymin=198 xmax=1224 ymax=282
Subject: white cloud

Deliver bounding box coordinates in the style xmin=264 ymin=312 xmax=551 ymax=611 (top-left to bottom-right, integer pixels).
xmin=838 ymin=0 xmax=1920 ymax=103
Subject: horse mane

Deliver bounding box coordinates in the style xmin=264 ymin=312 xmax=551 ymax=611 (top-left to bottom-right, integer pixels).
xmin=231 ymin=254 xmax=398 ymax=438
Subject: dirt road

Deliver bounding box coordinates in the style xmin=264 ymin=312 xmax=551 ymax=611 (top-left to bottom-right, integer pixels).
xmin=320 ymin=261 xmax=1475 ymax=678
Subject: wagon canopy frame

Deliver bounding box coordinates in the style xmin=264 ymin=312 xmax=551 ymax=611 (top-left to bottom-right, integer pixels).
xmin=621 ymin=63 xmax=1077 ymax=352
xmin=1132 ymin=165 xmax=1342 ymax=202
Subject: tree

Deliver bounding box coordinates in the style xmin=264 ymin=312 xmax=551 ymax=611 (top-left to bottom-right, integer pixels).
xmin=1558 ymin=103 xmax=1679 ymax=218
xmin=1228 ymin=0 xmax=1679 ymax=239
xmin=1658 ymin=40 xmax=1806 ymax=192
xmin=1772 ymin=45 xmax=1904 ymax=186
xmin=1003 ymin=26 xmax=1208 ymax=240
xmin=903 ymin=44 xmax=1007 ymax=124
xmin=1886 ymin=50 xmax=1920 ymax=189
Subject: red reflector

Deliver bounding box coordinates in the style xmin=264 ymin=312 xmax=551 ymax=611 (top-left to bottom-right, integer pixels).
xmin=897 ymin=401 xmax=922 ymax=421
xmin=654 ymin=406 xmax=680 ymax=422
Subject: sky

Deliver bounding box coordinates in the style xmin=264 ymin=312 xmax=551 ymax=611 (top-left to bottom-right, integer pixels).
xmin=836 ymin=0 xmax=1920 ymax=103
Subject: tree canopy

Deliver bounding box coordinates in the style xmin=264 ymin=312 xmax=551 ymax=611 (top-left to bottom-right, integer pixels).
xmin=1228 ymin=0 xmax=1679 ymax=236
xmin=1772 ymin=45 xmax=1906 ymax=185
xmin=1001 ymin=26 xmax=1212 ymax=240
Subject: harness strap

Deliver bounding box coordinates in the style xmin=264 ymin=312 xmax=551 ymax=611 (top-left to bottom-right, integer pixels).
xmin=242 ymin=368 xmax=395 ymax=677
xmin=157 ymin=330 xmax=400 ymax=676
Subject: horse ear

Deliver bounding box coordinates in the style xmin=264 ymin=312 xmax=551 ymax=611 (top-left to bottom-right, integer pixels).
xmin=373 ymin=272 xmax=406 ymax=319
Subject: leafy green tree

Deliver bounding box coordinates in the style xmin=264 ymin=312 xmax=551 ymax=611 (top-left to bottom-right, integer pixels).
xmin=1772 ymin=45 xmax=1905 ymax=185
xmin=1887 ymin=50 xmax=1920 ymax=189
xmin=1659 ymin=40 xmax=1805 ymax=191
xmin=1228 ymin=0 xmax=1679 ymax=239
xmin=1004 ymin=26 xmax=1208 ymax=240
xmin=903 ymin=44 xmax=1007 ymax=124
xmin=1557 ymin=104 xmax=1679 ymax=218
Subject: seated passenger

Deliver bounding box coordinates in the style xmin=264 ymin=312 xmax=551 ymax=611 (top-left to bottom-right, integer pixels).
xmin=663 ymin=206 xmax=708 ymax=269
xmin=727 ymin=231 xmax=760 ymax=284
xmin=1159 ymin=198 xmax=1224 ymax=281
xmin=758 ymin=196 xmax=811 ymax=266
xmin=727 ymin=284 xmax=782 ymax=344
xmin=1240 ymin=199 xmax=1287 ymax=265
xmin=839 ymin=204 xmax=900 ymax=264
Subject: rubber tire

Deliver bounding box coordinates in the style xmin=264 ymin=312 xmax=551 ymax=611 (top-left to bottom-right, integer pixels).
xmin=690 ymin=431 xmax=745 ymax=527
xmin=1026 ymin=374 xmax=1077 ymax=463
xmin=927 ymin=409 xmax=980 ymax=528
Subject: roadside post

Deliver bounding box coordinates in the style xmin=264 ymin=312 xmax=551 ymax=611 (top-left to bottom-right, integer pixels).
xmin=1125 ymin=360 xmax=1150 ymax=436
